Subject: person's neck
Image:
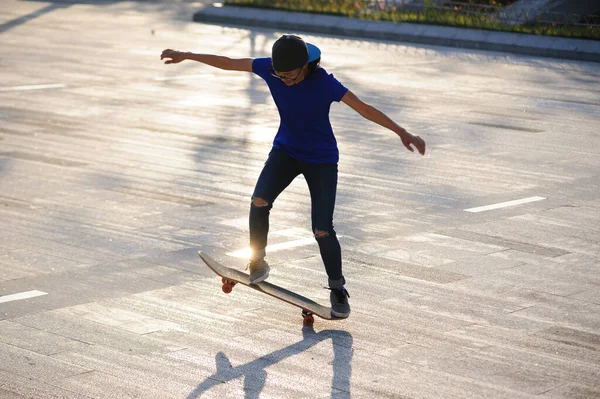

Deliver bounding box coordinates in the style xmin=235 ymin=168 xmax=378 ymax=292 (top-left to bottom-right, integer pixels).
xmin=296 ymin=69 xmax=308 ymax=84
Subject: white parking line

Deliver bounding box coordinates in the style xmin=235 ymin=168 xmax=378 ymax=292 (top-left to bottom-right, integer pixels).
xmin=0 ymin=84 xmax=66 ymax=92
xmin=464 ymin=196 xmax=546 ymax=213
xmin=0 ymin=290 xmax=48 ymax=304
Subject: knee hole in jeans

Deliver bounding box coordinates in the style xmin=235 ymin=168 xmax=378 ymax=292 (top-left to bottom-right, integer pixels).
xmin=252 ymin=197 xmax=269 ymax=207
xmin=314 ymin=229 xmax=330 ymax=239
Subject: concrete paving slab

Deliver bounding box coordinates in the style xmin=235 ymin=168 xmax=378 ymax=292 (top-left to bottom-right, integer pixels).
xmin=446 ymin=325 xmax=600 ymax=372
xmin=347 ymin=351 xmax=536 ymax=398
xmin=0 ymin=261 xmax=36 ymax=282
xmin=569 ymin=286 xmax=600 ymax=305
xmin=541 ymin=384 xmax=600 ymax=399
xmin=385 ymin=343 xmax=562 ymax=395
xmin=479 ymin=344 xmax=600 ymax=388
xmin=348 ymin=250 xmax=469 ymax=284
xmin=0 ymin=264 xmax=173 ymax=314
xmin=511 ymin=301 xmax=600 ymax=331
xmin=0 ymin=299 xmax=50 ymax=321
xmin=0 ymin=389 xmax=25 ymax=399
xmin=434 ymin=253 xmax=523 ymax=277
xmin=61 ymin=302 xmax=185 ymax=335
xmin=13 ymin=310 xmax=183 ymax=356
xmin=129 ymin=263 xmax=206 ymax=285
xmin=0 ymin=341 xmax=92 ymax=383
xmin=52 ymin=370 xmax=173 ymax=399
xmin=439 ymin=228 xmax=571 ymax=257
xmin=0 ymin=370 xmax=90 ymax=399
xmin=0 ymin=320 xmax=90 ymax=356
xmin=51 ymin=344 xmax=214 ymax=397
xmin=474 ymin=265 xmax=594 ymax=297
xmin=0 ymin=248 xmax=93 ymax=279
xmin=102 ymin=284 xmax=279 ymax=337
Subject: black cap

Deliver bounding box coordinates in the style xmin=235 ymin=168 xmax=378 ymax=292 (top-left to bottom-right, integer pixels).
xmin=272 ymin=35 xmax=309 ymax=72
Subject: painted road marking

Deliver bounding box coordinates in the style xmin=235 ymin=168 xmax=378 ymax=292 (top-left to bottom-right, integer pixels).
xmin=0 ymin=84 xmax=66 ymax=92
xmin=464 ymin=196 xmax=546 ymax=213
xmin=227 ymin=237 xmax=318 ymax=258
xmin=0 ymin=290 xmax=48 ymax=304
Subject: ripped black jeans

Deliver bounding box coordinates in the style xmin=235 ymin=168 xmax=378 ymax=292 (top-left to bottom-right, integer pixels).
xmin=250 ymin=149 xmax=343 ymax=281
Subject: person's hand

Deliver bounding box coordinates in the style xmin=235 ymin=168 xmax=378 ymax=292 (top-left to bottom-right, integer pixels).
xmin=400 ymin=131 xmax=426 ymax=155
xmin=161 ymin=49 xmax=187 ymax=64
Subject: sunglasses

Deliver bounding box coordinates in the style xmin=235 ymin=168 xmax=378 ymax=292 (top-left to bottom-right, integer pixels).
xmin=270 ymin=67 xmax=304 ymax=82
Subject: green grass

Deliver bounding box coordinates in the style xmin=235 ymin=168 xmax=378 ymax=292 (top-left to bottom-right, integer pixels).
xmin=223 ymin=0 xmax=600 ymax=40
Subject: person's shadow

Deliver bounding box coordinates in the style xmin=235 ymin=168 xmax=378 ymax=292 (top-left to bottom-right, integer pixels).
xmin=186 ymin=326 xmax=353 ymax=398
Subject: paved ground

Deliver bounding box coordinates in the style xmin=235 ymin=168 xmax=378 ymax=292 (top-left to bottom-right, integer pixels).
xmin=1 ymin=1 xmax=600 ymax=398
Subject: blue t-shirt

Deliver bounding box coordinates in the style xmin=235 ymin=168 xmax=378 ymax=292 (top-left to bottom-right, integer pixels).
xmin=252 ymin=57 xmax=348 ymax=164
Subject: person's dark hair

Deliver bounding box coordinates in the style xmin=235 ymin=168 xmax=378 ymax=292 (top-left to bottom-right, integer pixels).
xmin=271 ymin=35 xmax=308 ymax=72
xmin=307 ymin=56 xmax=321 ymax=76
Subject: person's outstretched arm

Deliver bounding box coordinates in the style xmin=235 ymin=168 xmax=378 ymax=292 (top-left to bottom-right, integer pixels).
xmin=341 ymin=90 xmax=426 ymax=155
xmin=160 ymin=49 xmax=253 ymax=72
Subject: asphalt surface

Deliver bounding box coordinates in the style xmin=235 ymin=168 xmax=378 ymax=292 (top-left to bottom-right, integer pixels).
xmin=1 ymin=1 xmax=600 ymax=398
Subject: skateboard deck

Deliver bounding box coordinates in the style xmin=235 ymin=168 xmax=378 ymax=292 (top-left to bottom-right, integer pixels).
xmin=198 ymin=251 xmax=334 ymax=326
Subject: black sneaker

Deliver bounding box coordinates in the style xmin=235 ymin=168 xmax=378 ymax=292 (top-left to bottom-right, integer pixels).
xmin=329 ymin=288 xmax=350 ymax=318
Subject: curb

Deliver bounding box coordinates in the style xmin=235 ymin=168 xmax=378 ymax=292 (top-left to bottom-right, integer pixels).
xmin=193 ymin=5 xmax=600 ymax=63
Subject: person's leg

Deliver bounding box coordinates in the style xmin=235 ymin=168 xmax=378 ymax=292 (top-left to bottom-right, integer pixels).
xmin=249 ymin=149 xmax=300 ymax=283
xmin=302 ymin=162 xmax=350 ymax=317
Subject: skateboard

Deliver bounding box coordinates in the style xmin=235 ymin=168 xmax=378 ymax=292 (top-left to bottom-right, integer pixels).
xmin=198 ymin=251 xmax=335 ymax=326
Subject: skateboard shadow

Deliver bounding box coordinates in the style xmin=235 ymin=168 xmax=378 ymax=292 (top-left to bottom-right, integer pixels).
xmin=186 ymin=327 xmax=353 ymax=399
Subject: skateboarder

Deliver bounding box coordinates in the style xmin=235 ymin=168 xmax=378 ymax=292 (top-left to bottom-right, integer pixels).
xmin=161 ymin=35 xmax=426 ymax=318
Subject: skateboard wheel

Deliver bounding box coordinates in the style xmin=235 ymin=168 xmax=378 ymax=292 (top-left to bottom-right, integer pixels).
xmin=222 ymin=282 xmax=233 ymax=294
xmin=303 ymin=314 xmax=314 ymax=327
